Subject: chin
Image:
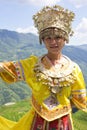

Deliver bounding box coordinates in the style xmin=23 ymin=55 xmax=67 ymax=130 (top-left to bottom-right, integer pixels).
xmin=50 ymin=51 xmax=60 ymax=55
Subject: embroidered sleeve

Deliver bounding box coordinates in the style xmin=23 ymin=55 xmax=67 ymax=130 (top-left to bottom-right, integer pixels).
xmin=13 ymin=61 xmax=25 ymax=81
xmin=0 ymin=61 xmax=25 ymax=83
xmin=70 ymin=63 xmax=87 ymax=112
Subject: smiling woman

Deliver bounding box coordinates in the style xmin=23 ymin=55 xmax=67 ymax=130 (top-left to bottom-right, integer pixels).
xmin=0 ymin=4 xmax=87 ymax=130
xmin=43 ymin=32 xmax=65 ymax=56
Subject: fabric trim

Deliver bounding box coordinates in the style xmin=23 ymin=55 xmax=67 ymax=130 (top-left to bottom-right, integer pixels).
xmin=13 ymin=61 xmax=25 ymax=81
xmin=32 ymin=96 xmax=72 ymax=121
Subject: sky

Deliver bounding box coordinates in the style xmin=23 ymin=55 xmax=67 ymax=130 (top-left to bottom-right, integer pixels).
xmin=0 ymin=0 xmax=87 ymax=46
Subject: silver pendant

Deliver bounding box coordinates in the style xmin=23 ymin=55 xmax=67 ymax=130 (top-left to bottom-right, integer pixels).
xmin=51 ymin=86 xmax=60 ymax=94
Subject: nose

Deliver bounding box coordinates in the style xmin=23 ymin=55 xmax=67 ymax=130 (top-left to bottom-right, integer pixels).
xmin=50 ymin=38 xmax=57 ymax=44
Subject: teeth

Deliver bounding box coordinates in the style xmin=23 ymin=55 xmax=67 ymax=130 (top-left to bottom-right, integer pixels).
xmin=51 ymin=46 xmax=58 ymax=48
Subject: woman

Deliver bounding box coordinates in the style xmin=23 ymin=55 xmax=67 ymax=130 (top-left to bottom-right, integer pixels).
xmin=0 ymin=5 xmax=87 ymax=130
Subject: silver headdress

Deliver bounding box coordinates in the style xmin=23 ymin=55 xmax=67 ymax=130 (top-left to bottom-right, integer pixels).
xmin=33 ymin=5 xmax=75 ymax=43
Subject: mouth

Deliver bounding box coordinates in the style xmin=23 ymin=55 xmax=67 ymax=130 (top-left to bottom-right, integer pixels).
xmin=50 ymin=46 xmax=58 ymax=48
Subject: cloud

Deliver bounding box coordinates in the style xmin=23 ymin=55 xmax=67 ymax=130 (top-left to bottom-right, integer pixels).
xmin=0 ymin=0 xmax=61 ymax=6
xmin=76 ymin=18 xmax=87 ymax=32
xmin=69 ymin=0 xmax=87 ymax=8
xmin=19 ymin=0 xmax=61 ymax=6
xmin=72 ymin=17 xmax=87 ymax=45
xmin=25 ymin=0 xmax=61 ymax=6
xmin=16 ymin=26 xmax=38 ymax=35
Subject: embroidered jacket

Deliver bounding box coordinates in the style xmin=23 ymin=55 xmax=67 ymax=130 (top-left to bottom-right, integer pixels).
xmin=0 ymin=55 xmax=87 ymax=121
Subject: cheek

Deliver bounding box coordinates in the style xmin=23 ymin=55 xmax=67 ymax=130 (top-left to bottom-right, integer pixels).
xmin=43 ymin=43 xmax=48 ymax=50
xmin=62 ymin=42 xmax=65 ymax=47
xmin=43 ymin=42 xmax=49 ymax=49
xmin=58 ymin=42 xmax=65 ymax=48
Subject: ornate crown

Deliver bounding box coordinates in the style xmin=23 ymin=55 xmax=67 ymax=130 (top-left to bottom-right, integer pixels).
xmin=33 ymin=5 xmax=75 ymax=42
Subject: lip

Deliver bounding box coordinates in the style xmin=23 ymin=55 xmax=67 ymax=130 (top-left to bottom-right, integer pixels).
xmin=50 ymin=46 xmax=58 ymax=48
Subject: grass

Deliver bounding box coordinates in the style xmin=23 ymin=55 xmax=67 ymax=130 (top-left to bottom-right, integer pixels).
xmin=0 ymin=98 xmax=31 ymax=121
xmin=72 ymin=111 xmax=87 ymax=130
xmin=0 ymin=99 xmax=87 ymax=130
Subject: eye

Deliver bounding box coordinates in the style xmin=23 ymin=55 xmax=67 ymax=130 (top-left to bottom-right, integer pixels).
xmin=55 ymin=36 xmax=61 ymax=40
xmin=45 ymin=36 xmax=52 ymax=42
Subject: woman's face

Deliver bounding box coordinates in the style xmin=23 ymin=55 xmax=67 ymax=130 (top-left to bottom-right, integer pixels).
xmin=43 ymin=35 xmax=66 ymax=54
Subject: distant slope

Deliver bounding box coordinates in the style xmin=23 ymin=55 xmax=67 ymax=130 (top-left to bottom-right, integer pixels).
xmin=0 ymin=29 xmax=87 ymax=105
xmin=0 ymin=29 xmax=39 ymax=61
xmin=63 ymin=45 xmax=87 ymax=83
xmin=77 ymin=44 xmax=87 ymax=51
xmin=63 ymin=45 xmax=87 ymax=63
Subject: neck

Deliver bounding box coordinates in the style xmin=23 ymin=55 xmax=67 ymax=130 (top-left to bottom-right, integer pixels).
xmin=46 ymin=52 xmax=62 ymax=61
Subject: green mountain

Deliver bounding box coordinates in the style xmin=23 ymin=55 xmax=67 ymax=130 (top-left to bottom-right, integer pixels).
xmin=63 ymin=45 xmax=87 ymax=83
xmin=0 ymin=29 xmax=87 ymax=105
